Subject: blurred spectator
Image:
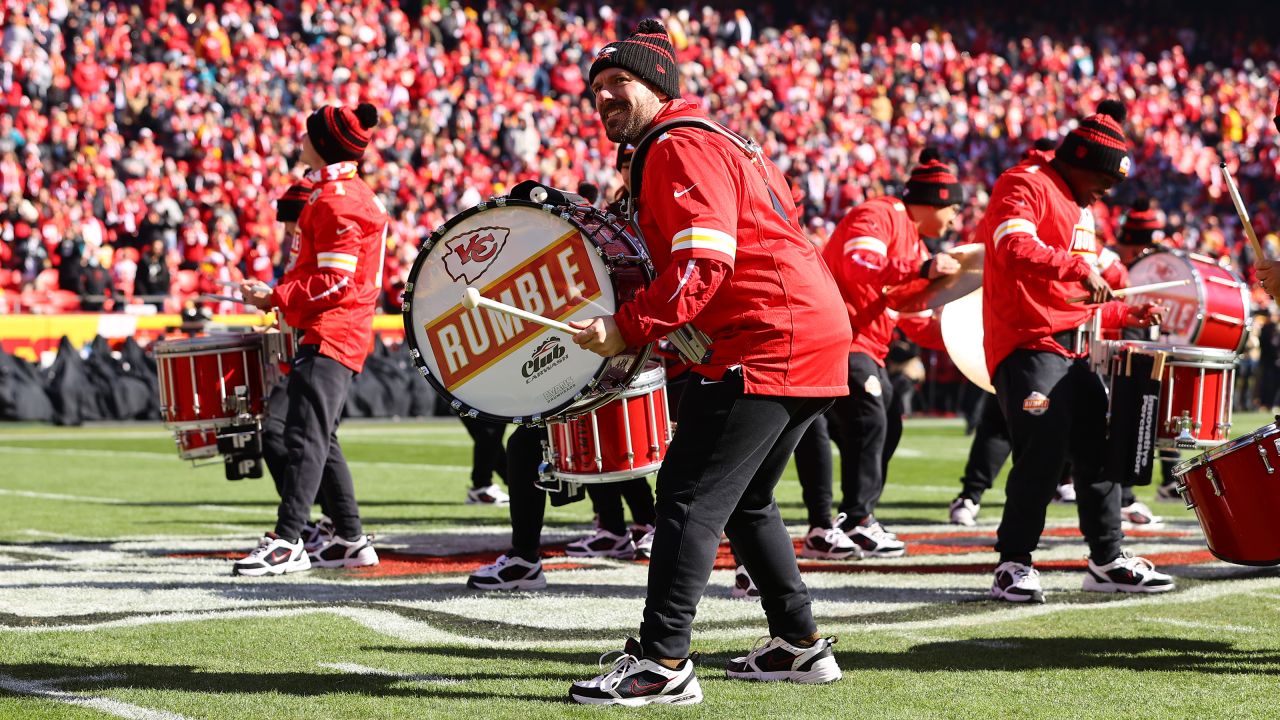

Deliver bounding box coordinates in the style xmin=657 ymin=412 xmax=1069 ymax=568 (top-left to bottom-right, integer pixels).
xmin=134 ymin=239 xmax=171 ymax=310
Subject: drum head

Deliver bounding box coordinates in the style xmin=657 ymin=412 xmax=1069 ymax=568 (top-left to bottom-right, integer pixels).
xmin=404 ymin=200 xmax=618 ymax=423
xmin=938 ymin=289 xmax=994 ymax=394
xmin=154 ymin=333 xmax=262 ymax=355
xmin=1126 ymin=252 xmax=1203 ymax=345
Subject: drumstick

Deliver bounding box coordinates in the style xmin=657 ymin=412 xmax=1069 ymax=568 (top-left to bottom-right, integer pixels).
xmin=461 ymin=287 xmax=578 ymax=335
xmin=215 ymin=279 xmax=243 ymax=289
xmin=1066 ymin=279 xmax=1191 ymax=304
xmin=1221 ymin=161 xmax=1267 ymax=261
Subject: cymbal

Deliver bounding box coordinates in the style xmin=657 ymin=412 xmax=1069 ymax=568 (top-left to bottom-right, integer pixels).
xmin=938 ymin=288 xmax=994 ymax=394
xmin=885 ymin=243 xmax=984 ymax=312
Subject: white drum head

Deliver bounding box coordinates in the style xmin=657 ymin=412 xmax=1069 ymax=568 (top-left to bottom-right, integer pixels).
xmin=1126 ymin=252 xmax=1201 ymax=345
xmin=405 ymin=201 xmax=616 ymax=422
xmin=939 ymin=289 xmax=994 ymax=394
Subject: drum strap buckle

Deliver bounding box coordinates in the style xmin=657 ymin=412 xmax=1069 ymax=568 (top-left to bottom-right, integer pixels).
xmin=668 ymin=325 xmax=714 ymax=365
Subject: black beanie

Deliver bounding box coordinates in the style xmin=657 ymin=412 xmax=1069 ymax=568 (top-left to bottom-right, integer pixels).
xmin=306 ymin=103 xmax=379 ymax=165
xmin=589 ymin=19 xmax=681 ymax=100
xmin=903 ymin=148 xmax=964 ymax=207
xmin=1118 ymin=197 xmax=1162 ymax=246
xmin=275 ymin=181 xmax=314 ymax=223
xmin=1057 ymin=99 xmax=1131 ymax=181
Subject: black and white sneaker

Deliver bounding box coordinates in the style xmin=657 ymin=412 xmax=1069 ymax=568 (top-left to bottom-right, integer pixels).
xmin=465 ymin=484 xmax=510 ymax=506
xmin=232 ymin=533 xmax=311 ymax=577
xmin=1083 ymin=552 xmax=1175 ymax=594
xmin=302 ymin=516 xmax=334 ymax=554
xmin=800 ymin=525 xmax=857 ymax=560
xmin=949 ymin=498 xmax=980 ymax=527
xmin=467 ymin=554 xmax=546 ymax=591
xmin=631 ymin=524 xmax=655 ymax=559
xmin=566 ymin=528 xmax=637 ymax=559
xmin=725 ymin=636 xmax=842 ymax=684
xmin=569 ymin=638 xmax=702 ymax=706
xmin=731 ymin=564 xmax=760 ymax=599
xmin=991 ymin=560 xmax=1044 ymax=603
xmin=847 ymin=522 xmax=906 ymax=558
xmin=308 ymin=533 xmax=379 ymax=569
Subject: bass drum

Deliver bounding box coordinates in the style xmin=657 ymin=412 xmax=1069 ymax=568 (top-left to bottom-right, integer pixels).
xmin=937 ymin=288 xmax=994 ymax=394
xmin=403 ymin=199 xmax=654 ymax=424
xmin=1125 ymin=250 xmax=1248 ymax=352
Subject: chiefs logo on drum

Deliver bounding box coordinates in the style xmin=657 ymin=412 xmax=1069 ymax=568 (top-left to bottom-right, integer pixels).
xmin=443 ymin=226 xmax=509 ymax=284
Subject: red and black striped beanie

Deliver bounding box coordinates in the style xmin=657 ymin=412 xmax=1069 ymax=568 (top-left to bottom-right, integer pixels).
xmin=306 ymin=103 xmax=379 ymax=164
xmin=1057 ymin=100 xmax=1131 ymax=181
xmin=275 ymin=180 xmax=314 ymax=223
xmin=589 ymin=19 xmax=681 ymax=100
xmin=903 ymin=148 xmax=964 ymax=207
xmin=1118 ymin=197 xmax=1162 ymax=246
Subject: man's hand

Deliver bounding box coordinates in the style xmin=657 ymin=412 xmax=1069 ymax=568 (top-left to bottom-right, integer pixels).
xmin=1258 ymin=257 xmax=1280 ymax=300
xmin=927 ymin=252 xmax=961 ymax=279
xmin=1080 ymin=270 xmax=1115 ymax=304
xmin=239 ymin=281 xmax=273 ymax=311
xmin=1124 ymin=302 xmax=1165 ymax=328
xmin=569 ymin=316 xmax=626 ymax=357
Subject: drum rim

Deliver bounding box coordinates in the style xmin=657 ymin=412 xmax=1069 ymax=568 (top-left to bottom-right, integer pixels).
xmin=401 ymin=197 xmax=649 ymax=424
xmin=1173 ymin=422 xmax=1279 ymax=474
xmin=1130 ymin=250 xmax=1248 ymax=353
xmin=543 ymin=463 xmax=662 ymax=484
xmin=153 ymin=334 xmax=264 ymax=354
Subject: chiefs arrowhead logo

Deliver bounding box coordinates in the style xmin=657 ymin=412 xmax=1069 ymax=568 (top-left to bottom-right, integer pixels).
xmin=442 ymin=226 xmax=509 ymax=284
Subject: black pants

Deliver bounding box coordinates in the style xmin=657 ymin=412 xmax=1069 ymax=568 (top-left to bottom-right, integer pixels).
xmin=792 ymin=413 xmax=834 ymax=528
xmin=640 ymin=370 xmax=831 ymax=659
xmin=832 ymin=352 xmax=902 ymax=526
xmin=957 ymin=392 xmax=1011 ymax=504
xmin=591 ymin=479 xmax=656 ymax=535
xmin=506 ymin=423 xmax=547 ymax=561
xmin=993 ymin=350 xmax=1122 ymax=564
xmin=274 ymin=348 xmax=364 ymax=542
xmin=460 ymin=416 xmax=507 ymax=489
xmin=262 ymin=382 xmax=331 ymax=518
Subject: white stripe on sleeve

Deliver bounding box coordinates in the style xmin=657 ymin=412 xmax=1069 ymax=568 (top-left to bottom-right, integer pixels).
xmin=843 ymin=236 xmax=887 ymax=256
xmin=670 ymin=227 xmax=736 ymax=258
xmin=993 ymin=219 xmax=1038 ymax=246
xmin=317 ymin=252 xmax=358 ymax=272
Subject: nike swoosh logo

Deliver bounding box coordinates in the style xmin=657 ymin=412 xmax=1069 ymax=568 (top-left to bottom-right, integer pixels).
xmin=699 ymin=376 xmax=722 ymax=385
xmin=267 ymin=549 xmax=293 ymax=564
xmin=627 ymin=678 xmax=670 ymax=695
xmin=335 ymin=225 xmax=357 ymax=235
xmin=674 ymin=184 xmax=698 ymax=199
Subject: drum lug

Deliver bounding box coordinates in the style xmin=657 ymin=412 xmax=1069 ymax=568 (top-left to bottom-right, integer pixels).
xmin=1260 ymin=444 xmax=1275 ymax=475
xmin=1173 ymin=481 xmax=1195 ymax=509
xmin=1173 ymin=412 xmax=1197 ymax=449
xmin=1206 ymin=466 xmax=1223 ymax=496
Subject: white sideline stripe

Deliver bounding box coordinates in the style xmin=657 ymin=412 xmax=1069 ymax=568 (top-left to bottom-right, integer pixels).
xmin=0 ymin=426 xmax=469 ymax=441
xmin=0 ymin=489 xmax=273 ymax=516
xmin=0 ymin=672 xmax=192 ymax=720
xmin=0 ymin=446 xmax=470 ymax=472
xmin=317 ymin=662 xmax=462 ymax=685
xmin=1138 ymin=617 xmax=1257 ymax=634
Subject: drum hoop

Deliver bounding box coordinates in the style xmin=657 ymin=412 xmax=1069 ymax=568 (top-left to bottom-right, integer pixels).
xmin=1173 ymin=423 xmax=1278 ymax=475
xmin=154 ymin=335 xmax=263 ymax=354
xmin=545 ymin=463 xmax=662 ymax=484
xmin=401 ymin=198 xmax=652 ymax=425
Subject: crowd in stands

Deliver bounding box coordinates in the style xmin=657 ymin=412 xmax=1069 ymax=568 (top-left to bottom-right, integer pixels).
xmin=1 ymin=0 xmax=1279 ymax=324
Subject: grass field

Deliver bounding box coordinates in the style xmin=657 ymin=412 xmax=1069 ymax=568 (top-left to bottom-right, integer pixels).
xmin=3 ymin=412 xmax=1280 ymax=719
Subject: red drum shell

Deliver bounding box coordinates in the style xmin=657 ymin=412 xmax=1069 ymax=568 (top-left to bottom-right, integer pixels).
xmin=175 ymin=429 xmax=219 ymax=461
xmin=1174 ymin=424 xmax=1280 ymax=565
xmin=545 ymin=365 xmax=671 ymax=483
xmin=155 ymin=334 xmax=268 ymax=429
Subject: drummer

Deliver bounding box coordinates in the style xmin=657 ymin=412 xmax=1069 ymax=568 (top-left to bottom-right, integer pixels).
xmin=980 ymin=100 xmax=1173 ymax=603
xmin=821 ymin=147 xmax=963 ymax=557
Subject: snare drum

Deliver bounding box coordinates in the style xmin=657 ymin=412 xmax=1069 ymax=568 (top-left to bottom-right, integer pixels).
xmin=1173 ymin=423 xmax=1280 ymax=565
xmin=1125 ymin=250 xmax=1248 ymax=352
xmin=154 ymin=334 xmax=269 ymax=429
xmin=174 ymin=428 xmax=219 ymax=461
xmin=403 ymin=199 xmax=654 ymax=423
xmin=543 ymin=364 xmax=671 ymax=483
xmin=1097 ymin=340 xmax=1236 ymax=448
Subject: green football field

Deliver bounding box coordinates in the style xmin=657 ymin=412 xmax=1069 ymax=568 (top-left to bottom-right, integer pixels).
xmin=3 ymin=412 xmax=1280 ymax=719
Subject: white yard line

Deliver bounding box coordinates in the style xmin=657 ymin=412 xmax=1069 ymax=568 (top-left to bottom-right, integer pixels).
xmin=1136 ymin=616 xmax=1257 ymax=634
xmin=317 ymin=662 xmax=462 ymax=685
xmin=0 ymin=673 xmax=192 ymax=720
xmin=0 ymin=446 xmax=470 ymax=473
xmin=0 ymin=489 xmax=273 ymax=516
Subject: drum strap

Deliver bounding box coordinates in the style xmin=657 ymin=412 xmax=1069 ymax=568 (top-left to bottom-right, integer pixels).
xmin=626 ymin=117 xmax=789 ymax=366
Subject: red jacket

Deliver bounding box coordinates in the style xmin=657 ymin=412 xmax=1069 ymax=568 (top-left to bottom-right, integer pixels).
xmin=980 ymin=161 xmax=1129 ymax=373
xmin=822 ymin=196 xmax=929 ymax=365
xmin=612 ymin=100 xmax=850 ymax=397
xmin=271 ymin=162 xmax=388 ymax=373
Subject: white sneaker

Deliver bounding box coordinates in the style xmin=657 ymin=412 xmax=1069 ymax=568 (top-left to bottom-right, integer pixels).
xmin=308 ymin=533 xmax=379 ymax=569
xmin=466 ymin=484 xmax=510 ymax=506
xmin=1083 ymin=552 xmax=1175 ymax=594
xmin=232 ymin=533 xmax=310 ymax=577
xmin=1121 ymin=501 xmax=1164 ymax=529
xmin=569 ymin=638 xmax=702 ymax=706
xmin=467 ymin=554 xmax=546 ymax=591
xmin=566 ymin=528 xmax=637 ymax=559
xmin=949 ymin=498 xmax=980 ymax=526
xmin=731 ymin=565 xmax=760 ymax=599
xmin=847 ymin=522 xmax=906 ymax=558
xmin=1053 ymin=482 xmax=1077 ymax=504
xmin=725 ymin=636 xmax=842 ymax=684
xmin=631 ymin=524 xmax=655 ymax=559
xmin=991 ymin=560 xmax=1044 ymax=603
xmin=800 ymin=525 xmax=857 ymax=560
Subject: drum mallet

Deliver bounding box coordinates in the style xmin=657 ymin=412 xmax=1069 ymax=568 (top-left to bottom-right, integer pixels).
xmin=1066 ymin=279 xmax=1190 ymax=304
xmin=1221 ymin=161 xmax=1267 ymax=261
xmin=461 ymin=287 xmax=578 ymax=336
